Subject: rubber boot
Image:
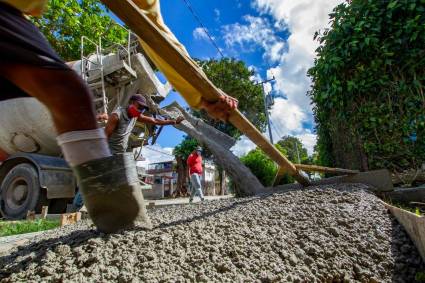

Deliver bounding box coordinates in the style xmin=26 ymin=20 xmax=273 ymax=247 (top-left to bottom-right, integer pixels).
xmin=72 ymin=153 xmax=152 ymax=233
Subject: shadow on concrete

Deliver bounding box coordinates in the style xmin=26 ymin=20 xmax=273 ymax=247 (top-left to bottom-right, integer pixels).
xmin=0 ymin=194 xmax=271 ymax=279
xmin=153 ymin=196 xmax=266 ymax=230
xmin=389 ymin=214 xmax=425 ymax=282
xmin=0 ymin=229 xmax=98 ymax=279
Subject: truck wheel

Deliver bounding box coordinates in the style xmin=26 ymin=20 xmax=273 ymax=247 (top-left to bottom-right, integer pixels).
xmin=0 ymin=163 xmax=41 ymax=219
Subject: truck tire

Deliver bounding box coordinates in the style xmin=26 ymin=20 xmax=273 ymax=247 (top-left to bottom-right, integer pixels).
xmin=0 ymin=163 xmax=41 ymax=219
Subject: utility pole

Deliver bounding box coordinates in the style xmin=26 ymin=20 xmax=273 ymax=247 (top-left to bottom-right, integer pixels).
xmin=295 ymin=140 xmax=301 ymax=163
xmin=256 ymin=77 xmax=275 ymax=144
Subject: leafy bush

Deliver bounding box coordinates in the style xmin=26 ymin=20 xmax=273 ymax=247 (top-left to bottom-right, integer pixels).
xmin=240 ymin=144 xmax=292 ymax=186
xmin=240 ymin=149 xmax=277 ymax=186
xmin=308 ymin=0 xmax=425 ymax=171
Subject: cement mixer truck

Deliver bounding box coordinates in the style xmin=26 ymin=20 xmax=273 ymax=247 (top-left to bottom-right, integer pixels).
xmin=0 ymin=32 xmax=171 ymax=219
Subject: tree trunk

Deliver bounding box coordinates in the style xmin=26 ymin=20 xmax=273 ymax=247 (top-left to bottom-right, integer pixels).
xmin=175 ymin=155 xmax=188 ymax=197
xmin=220 ymin=169 xmax=227 ymax=195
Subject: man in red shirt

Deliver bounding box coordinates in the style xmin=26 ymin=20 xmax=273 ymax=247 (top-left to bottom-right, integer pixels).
xmin=186 ymin=146 xmax=204 ymax=202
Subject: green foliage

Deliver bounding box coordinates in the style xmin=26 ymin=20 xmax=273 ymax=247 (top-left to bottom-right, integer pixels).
xmin=416 ymin=271 xmax=425 ymax=282
xmin=240 ymin=144 xmax=292 ymax=186
xmin=0 ymin=219 xmax=60 ymax=237
xmin=194 ymin=58 xmax=267 ymax=139
xmin=308 ymin=0 xmax=425 ymax=171
xmin=31 ymin=0 xmax=127 ymax=61
xmin=173 ymin=136 xmax=199 ymax=161
xmin=277 ymin=136 xmax=309 ymax=164
xmin=240 ymin=148 xmax=277 ymax=186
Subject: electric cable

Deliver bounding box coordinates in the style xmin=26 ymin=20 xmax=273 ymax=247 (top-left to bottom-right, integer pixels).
xmin=181 ymin=0 xmax=224 ymax=58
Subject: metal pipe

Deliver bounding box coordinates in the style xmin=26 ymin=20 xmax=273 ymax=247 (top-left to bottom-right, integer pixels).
xmin=128 ymin=30 xmax=132 ymax=69
xmin=99 ymin=37 xmax=107 ymax=114
xmin=80 ymin=36 xmax=85 ymax=81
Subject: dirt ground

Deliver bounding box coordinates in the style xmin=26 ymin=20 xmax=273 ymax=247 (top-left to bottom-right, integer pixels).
xmin=0 ymin=183 xmax=423 ymax=282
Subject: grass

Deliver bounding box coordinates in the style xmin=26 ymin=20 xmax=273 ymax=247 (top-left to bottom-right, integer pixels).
xmin=0 ymin=219 xmax=60 ymax=237
xmin=416 ymin=271 xmax=425 ymax=282
xmin=383 ymin=198 xmax=423 ymax=216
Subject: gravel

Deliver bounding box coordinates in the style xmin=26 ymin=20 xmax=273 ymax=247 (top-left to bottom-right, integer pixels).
xmin=1 ymin=183 xmax=423 ymax=282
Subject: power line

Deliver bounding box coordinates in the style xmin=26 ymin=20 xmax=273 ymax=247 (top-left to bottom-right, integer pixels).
xmin=269 ymin=120 xmax=283 ymax=141
xmin=181 ymin=0 xmax=224 ymax=58
xmin=180 ymin=0 xmax=279 ymax=136
xmin=144 ymin=146 xmax=174 ymax=157
xmin=270 ymin=119 xmax=286 ymax=141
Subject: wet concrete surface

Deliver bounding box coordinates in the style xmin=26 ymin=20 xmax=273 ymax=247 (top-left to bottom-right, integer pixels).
xmin=0 ymin=183 xmax=423 ymax=282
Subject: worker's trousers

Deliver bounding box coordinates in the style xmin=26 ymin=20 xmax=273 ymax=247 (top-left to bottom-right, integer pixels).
xmin=189 ymin=173 xmax=204 ymax=200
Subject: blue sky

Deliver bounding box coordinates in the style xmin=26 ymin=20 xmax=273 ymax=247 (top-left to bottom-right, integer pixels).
xmin=154 ymin=0 xmax=288 ymax=148
xmin=109 ymin=0 xmax=343 ymax=162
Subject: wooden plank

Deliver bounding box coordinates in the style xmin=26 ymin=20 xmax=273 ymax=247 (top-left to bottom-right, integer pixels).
xmin=269 ymin=169 xmax=393 ymax=193
xmin=272 ymin=166 xmax=287 ymax=187
xmin=100 ymin=0 xmax=310 ymax=187
xmin=26 ymin=210 xmax=35 ymax=221
xmin=384 ymin=202 xmax=425 ymax=262
xmin=294 ymin=164 xmax=359 ymax=174
xmin=40 ymin=206 xmax=48 ymax=219
xmin=273 ymin=164 xmax=359 ymax=187
xmin=60 ymin=212 xmax=81 ymax=227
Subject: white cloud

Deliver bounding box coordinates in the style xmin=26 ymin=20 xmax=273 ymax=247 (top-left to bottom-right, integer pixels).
xmin=214 ymin=8 xmax=221 ymax=22
xmin=269 ymin=98 xmax=306 ymax=135
xmin=223 ymin=0 xmax=342 ymax=155
xmin=222 ymin=15 xmax=286 ymax=63
xmin=231 ymin=97 xmax=316 ymax=157
xmin=263 ymin=82 xmax=272 ymax=94
xmin=295 ymin=131 xmax=317 ymax=156
xmin=193 ymin=27 xmax=212 ymax=41
xmin=136 ymin=145 xmax=174 ymax=169
xmin=252 ymin=0 xmax=343 ymax=113
xmin=231 ymin=136 xmax=256 ymax=157
xmin=249 ymin=72 xmax=262 ymax=82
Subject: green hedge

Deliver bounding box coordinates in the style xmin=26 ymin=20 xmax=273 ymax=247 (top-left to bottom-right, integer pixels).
xmin=308 ymin=0 xmax=425 ymax=171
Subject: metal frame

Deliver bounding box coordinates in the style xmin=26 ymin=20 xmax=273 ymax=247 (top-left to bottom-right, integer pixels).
xmin=80 ymin=25 xmax=134 ymax=115
xmin=80 ymin=36 xmax=108 ymax=114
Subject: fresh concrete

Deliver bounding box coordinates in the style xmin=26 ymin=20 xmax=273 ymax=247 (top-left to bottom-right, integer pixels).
xmin=146 ymin=195 xmax=234 ymax=208
xmin=1 ymin=184 xmax=423 ymax=282
xmin=0 ymin=231 xmax=47 ymax=256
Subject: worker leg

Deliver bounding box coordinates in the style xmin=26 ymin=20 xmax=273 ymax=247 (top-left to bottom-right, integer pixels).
xmin=189 ymin=175 xmax=195 ymax=202
xmin=73 ymin=191 xmax=84 ymax=210
xmin=191 ymin=173 xmax=204 ymax=201
xmin=0 ymin=64 xmax=151 ymax=232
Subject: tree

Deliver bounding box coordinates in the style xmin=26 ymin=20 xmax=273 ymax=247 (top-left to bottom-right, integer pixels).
xmin=276 ymin=136 xmax=309 ymax=164
xmin=173 ymin=136 xmax=199 ymax=196
xmin=31 ymin=0 xmax=128 ymax=61
xmin=194 ymin=58 xmax=267 ymax=139
xmin=308 ymin=0 xmax=425 ymax=172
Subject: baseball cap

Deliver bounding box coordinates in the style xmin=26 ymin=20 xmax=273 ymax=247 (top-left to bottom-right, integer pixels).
xmin=130 ymin=94 xmax=148 ymax=108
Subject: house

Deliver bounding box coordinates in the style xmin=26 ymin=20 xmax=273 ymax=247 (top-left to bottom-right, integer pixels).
xmin=144 ymin=160 xmax=177 ymax=199
xmin=202 ymin=159 xmax=219 ymax=195
xmin=141 ymin=158 xmax=226 ymax=199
